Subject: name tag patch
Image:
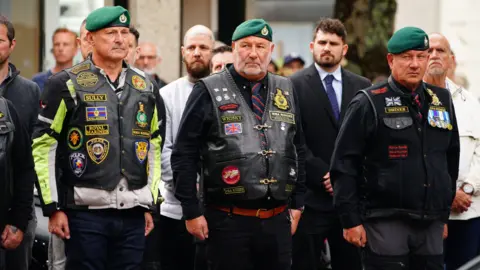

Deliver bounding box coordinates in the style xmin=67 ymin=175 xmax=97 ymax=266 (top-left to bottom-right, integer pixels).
xmin=388 ymin=145 xmax=408 ymax=159
xmin=221 ymin=115 xmax=243 ymax=123
xmin=385 ymin=106 xmax=409 ymax=113
xmin=224 ymin=186 xmax=245 ymax=195
xmin=85 ymin=124 xmax=109 ymax=136
xmin=84 ymin=94 xmax=107 ymax=102
xmin=86 ymin=106 xmax=107 ymax=121
xmin=224 ymin=123 xmax=242 ymax=135
xmin=132 ymin=129 xmax=151 ymax=138
xmin=269 ymin=111 xmax=295 ymax=124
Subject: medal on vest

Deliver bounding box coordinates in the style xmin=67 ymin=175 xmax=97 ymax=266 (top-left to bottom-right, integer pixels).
xmin=134 ymin=139 xmax=149 ymax=164
xmin=86 ymin=138 xmax=110 ymax=164
xmin=132 ymin=75 xmax=147 ymax=90
xmin=69 ymin=152 xmax=87 ymax=177
xmin=136 ymin=102 xmax=148 ymax=128
xmin=273 ymin=89 xmax=289 ymax=111
xmin=427 ymin=106 xmax=452 ymax=130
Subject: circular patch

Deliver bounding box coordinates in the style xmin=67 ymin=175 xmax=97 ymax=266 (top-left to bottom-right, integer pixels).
xmin=119 ymin=14 xmax=127 ymax=23
xmin=76 ymin=72 xmax=99 ymax=88
xmin=67 ymin=127 xmax=83 ymax=150
xmin=132 ymin=75 xmax=146 ymax=90
xmin=69 ymin=152 xmax=87 ymax=177
xmin=222 ymin=166 xmax=240 ymax=185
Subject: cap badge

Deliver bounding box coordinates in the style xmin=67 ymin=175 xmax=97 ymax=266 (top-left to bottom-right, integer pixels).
xmin=261 ymin=26 xmax=269 ymax=36
xmin=119 ymin=14 xmax=127 ymax=23
xmin=424 ymin=36 xmax=428 ymax=47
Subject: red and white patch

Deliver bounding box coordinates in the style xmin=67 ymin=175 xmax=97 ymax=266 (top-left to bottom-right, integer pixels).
xmin=222 ymin=166 xmax=241 ymax=185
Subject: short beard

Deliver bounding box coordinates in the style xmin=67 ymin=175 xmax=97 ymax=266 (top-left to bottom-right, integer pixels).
xmin=186 ymin=62 xmax=210 ymax=80
xmin=315 ymin=55 xmax=342 ymax=69
xmin=427 ymin=67 xmax=446 ymax=77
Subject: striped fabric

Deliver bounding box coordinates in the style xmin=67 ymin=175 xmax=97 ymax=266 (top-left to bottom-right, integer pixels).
xmin=251 ymin=83 xmax=267 ymax=147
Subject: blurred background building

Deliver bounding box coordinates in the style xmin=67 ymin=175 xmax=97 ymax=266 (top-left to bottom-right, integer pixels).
xmin=0 ymin=0 xmax=477 ymax=95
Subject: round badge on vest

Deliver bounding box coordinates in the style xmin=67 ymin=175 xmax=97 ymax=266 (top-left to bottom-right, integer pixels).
xmin=222 ymin=166 xmax=241 ymax=185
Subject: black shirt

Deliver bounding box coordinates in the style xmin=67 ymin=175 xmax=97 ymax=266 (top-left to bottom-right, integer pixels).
xmin=171 ymin=65 xmax=307 ymax=220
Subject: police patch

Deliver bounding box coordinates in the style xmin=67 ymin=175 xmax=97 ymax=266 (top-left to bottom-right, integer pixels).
xmin=86 ymin=138 xmax=110 ymax=164
xmin=76 ymin=71 xmax=99 ymax=88
xmin=69 ymin=152 xmax=87 ymax=177
xmin=222 ymin=166 xmax=241 ymax=185
xmin=221 ymin=115 xmax=243 ymax=123
xmin=132 ymin=129 xmax=151 ymax=138
xmin=67 ymin=127 xmax=83 ymax=150
xmin=132 ymin=75 xmax=146 ymax=90
xmin=224 ymin=123 xmax=242 ymax=135
xmin=134 ymin=140 xmax=149 ymax=164
xmin=85 ymin=124 xmax=109 ymax=136
xmin=273 ymin=89 xmax=289 ymax=111
xmin=84 ymin=94 xmax=107 ymax=102
xmin=86 ymin=106 xmax=107 ymax=121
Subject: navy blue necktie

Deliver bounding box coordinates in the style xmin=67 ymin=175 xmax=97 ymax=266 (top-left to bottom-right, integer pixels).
xmin=251 ymin=83 xmax=267 ymax=147
xmin=324 ymin=74 xmax=340 ymax=121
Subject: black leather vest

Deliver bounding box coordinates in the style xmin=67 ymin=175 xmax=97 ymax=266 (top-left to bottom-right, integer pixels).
xmin=61 ymin=59 xmax=156 ymax=191
xmin=360 ymin=79 xmax=455 ymax=218
xmin=200 ymin=69 xmax=298 ymax=202
xmin=0 ymin=97 xmax=14 ymax=225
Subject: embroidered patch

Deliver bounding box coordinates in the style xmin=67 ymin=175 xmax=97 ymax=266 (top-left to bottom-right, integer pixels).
xmin=221 ymin=115 xmax=243 ymax=123
xmin=85 ymin=124 xmax=109 ymax=136
xmin=76 ymin=71 xmax=99 ymax=88
xmin=224 ymin=186 xmax=245 ymax=195
xmin=269 ymin=111 xmax=295 ymax=124
xmin=0 ymin=112 xmax=4 ymax=118
xmin=67 ymin=127 xmax=83 ymax=150
xmin=219 ymin=103 xmax=239 ymax=111
xmin=388 ymin=145 xmax=408 ymax=159
xmin=134 ymin=139 xmax=149 ymax=164
xmin=69 ymin=152 xmax=87 ymax=177
xmin=428 ymin=107 xmax=452 ymax=130
xmin=273 ymin=89 xmax=289 ymax=111
xmin=385 ymin=97 xmax=402 ymax=107
xmin=132 ymin=75 xmax=146 ymax=90
xmin=70 ymin=63 xmax=91 ymax=74
xmin=132 ymin=129 xmax=151 ymax=138
xmin=136 ymin=102 xmax=148 ymax=128
xmin=86 ymin=138 xmax=110 ymax=164
xmin=86 ymin=106 xmax=107 ymax=121
xmin=285 ymin=184 xmax=294 ymax=192
xmin=222 ymin=166 xmax=241 ymax=185
xmin=84 ymin=94 xmax=107 ymax=102
xmin=371 ymin=87 xmax=387 ymax=95
xmin=385 ymin=106 xmax=409 ymax=113
xmin=224 ymin=123 xmax=242 ymax=135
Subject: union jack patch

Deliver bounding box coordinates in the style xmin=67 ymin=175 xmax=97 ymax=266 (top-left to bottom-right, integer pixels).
xmin=385 ymin=97 xmax=402 ymax=107
xmin=224 ymin=123 xmax=242 ymax=135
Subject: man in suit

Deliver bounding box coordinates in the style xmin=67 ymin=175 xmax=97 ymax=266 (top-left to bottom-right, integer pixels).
xmin=290 ymin=18 xmax=371 ymax=270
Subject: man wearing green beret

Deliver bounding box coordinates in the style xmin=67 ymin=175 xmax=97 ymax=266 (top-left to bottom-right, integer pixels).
xmin=32 ymin=6 xmax=165 ymax=269
xmin=172 ymin=19 xmax=306 ymax=270
xmin=330 ymin=26 xmax=460 ymax=269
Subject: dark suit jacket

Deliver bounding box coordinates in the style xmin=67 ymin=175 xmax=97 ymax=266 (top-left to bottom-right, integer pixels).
xmin=291 ymin=64 xmax=371 ymax=214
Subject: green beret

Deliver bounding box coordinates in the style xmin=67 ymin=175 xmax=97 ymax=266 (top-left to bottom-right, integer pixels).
xmin=387 ymin=26 xmax=429 ymax=54
xmin=86 ymin=6 xmax=130 ymax=32
xmin=232 ymin=19 xmax=272 ymax=42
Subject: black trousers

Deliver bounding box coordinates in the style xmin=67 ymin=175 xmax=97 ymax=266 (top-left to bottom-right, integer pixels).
xmin=158 ymin=215 xmax=196 ymax=270
xmin=205 ymin=207 xmax=292 ymax=270
xmin=292 ymin=208 xmax=362 ymax=270
xmin=362 ymin=219 xmax=444 ymax=270
xmin=142 ymin=211 xmax=161 ymax=270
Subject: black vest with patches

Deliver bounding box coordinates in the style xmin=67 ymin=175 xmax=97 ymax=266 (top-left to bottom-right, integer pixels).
xmin=61 ymin=59 xmax=155 ymax=191
xmin=200 ymin=69 xmax=298 ymax=203
xmin=0 ymin=98 xmax=14 ymax=227
xmin=360 ymin=79 xmax=455 ymax=219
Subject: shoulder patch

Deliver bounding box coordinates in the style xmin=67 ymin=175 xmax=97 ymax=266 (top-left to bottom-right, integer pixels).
xmin=371 ymin=87 xmax=387 ymax=95
xmin=70 ymin=63 xmax=91 ymax=74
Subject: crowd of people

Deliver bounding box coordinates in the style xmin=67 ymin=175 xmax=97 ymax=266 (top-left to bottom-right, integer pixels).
xmin=0 ymin=4 xmax=478 ymax=270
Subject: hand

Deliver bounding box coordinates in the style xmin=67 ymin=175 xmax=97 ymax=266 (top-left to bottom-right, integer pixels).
xmin=1 ymin=225 xmax=24 ymax=249
xmin=323 ymin=172 xmax=333 ymax=195
xmin=343 ymin=225 xmax=367 ymax=247
xmin=49 ymin=211 xmax=70 ymax=240
xmin=185 ymin=216 xmax=209 ymax=240
xmin=289 ymin=209 xmax=302 ymax=235
xmin=443 ymin=224 xmax=448 ymax=239
xmin=451 ymin=190 xmax=472 ymax=213
xmin=145 ymin=212 xmax=154 ymax=236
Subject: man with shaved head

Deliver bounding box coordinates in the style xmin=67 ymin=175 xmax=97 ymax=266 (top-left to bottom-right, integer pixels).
xmin=135 ymin=41 xmax=168 ymax=88
xmin=424 ymin=33 xmax=480 ymax=270
xmin=172 ymin=19 xmax=306 ymax=270
xmin=157 ymin=24 xmax=214 ymax=270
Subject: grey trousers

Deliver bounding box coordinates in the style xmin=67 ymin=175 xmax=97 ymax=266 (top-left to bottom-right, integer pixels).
xmin=362 ymin=219 xmax=444 ymax=270
xmin=48 ymin=234 xmax=66 ymax=270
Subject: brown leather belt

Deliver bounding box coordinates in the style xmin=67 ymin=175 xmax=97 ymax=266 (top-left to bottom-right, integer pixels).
xmin=212 ymin=205 xmax=287 ymax=219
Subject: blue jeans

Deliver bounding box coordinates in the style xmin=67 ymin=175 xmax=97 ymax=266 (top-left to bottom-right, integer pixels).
xmin=65 ymin=208 xmax=146 ymax=270
xmin=445 ymin=217 xmax=480 ymax=270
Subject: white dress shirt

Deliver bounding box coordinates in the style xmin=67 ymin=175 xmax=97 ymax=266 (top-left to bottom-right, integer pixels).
xmin=315 ymin=63 xmax=343 ymax=108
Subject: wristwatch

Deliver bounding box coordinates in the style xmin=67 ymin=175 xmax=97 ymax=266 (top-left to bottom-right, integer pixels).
xmin=462 ymin=183 xmax=474 ymax=195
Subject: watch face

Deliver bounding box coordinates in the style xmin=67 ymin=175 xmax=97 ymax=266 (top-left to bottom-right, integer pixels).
xmin=463 ymin=184 xmax=474 ymax=194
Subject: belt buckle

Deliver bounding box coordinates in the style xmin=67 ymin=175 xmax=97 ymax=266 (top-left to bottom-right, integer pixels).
xmin=256 ymin=208 xmax=268 ymax=218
